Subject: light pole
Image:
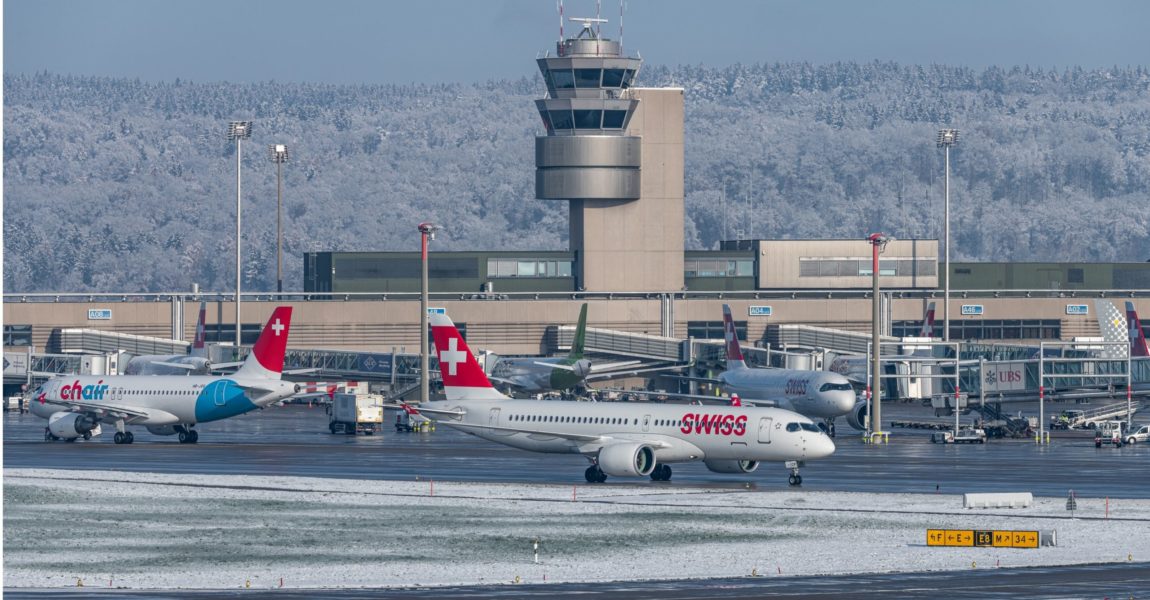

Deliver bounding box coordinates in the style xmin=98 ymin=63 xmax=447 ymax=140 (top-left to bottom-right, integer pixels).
xmin=418 ymin=222 xmax=441 ymax=404
xmin=868 ymin=232 xmax=892 ymax=441
xmin=228 ymin=121 xmax=252 ymax=346
xmin=937 ymin=128 xmax=959 ymax=342
xmin=269 ymin=144 xmax=289 ymax=294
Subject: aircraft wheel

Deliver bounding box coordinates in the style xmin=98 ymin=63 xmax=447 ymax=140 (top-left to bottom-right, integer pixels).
xmin=125 ymin=432 xmax=135 ymax=444
xmin=585 ymin=466 xmax=598 ymax=483
xmin=179 ymin=431 xmax=190 ymax=444
xmin=44 ymin=429 xmax=52 ymax=442
xmin=190 ymin=431 xmax=199 ymax=443
xmin=83 ymin=431 xmax=92 ymax=441
xmin=114 ymin=432 xmax=125 ymax=444
xmin=788 ymin=474 xmax=802 ymax=486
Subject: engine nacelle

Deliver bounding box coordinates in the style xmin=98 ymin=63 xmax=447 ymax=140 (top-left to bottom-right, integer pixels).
xmin=48 ymin=412 xmax=101 ymax=439
xmin=146 ymin=425 xmax=179 ymax=436
xmin=847 ymin=401 xmax=868 ymax=431
xmin=703 ymin=459 xmax=759 ymax=474
xmin=597 ymin=443 xmax=656 ymax=477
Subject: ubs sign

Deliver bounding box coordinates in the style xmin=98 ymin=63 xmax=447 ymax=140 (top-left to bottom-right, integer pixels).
xmin=984 ymin=361 xmax=1027 ymax=392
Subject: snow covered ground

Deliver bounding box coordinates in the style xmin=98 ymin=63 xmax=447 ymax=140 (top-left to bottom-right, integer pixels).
xmin=4 ymin=468 xmax=1148 ymax=590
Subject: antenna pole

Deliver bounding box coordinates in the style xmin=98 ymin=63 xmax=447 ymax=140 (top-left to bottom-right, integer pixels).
xmin=619 ymin=0 xmax=624 ymax=51
xmin=559 ymin=0 xmax=564 ymax=41
xmin=596 ymin=0 xmax=601 ymax=36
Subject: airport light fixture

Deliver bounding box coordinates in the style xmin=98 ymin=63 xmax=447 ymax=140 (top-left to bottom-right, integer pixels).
xmin=228 ymin=121 xmax=253 ymax=346
xmin=868 ymin=232 xmax=892 ymax=441
xmin=418 ymin=222 xmax=441 ymax=404
xmin=269 ymin=144 xmax=289 ymax=294
xmin=937 ymin=128 xmax=959 ymax=342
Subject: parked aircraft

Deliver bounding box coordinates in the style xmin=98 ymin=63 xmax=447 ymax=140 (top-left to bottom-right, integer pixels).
xmin=715 ymin=305 xmax=857 ymax=435
xmin=30 ymin=307 xmax=298 ymax=444
xmin=489 ymin=303 xmax=638 ymax=394
xmin=1128 ymin=301 xmax=1149 ymax=357
xmin=828 ymin=301 xmax=936 ymax=385
xmin=122 ymin=302 xmax=216 ymax=375
xmin=403 ymin=311 xmax=834 ymax=486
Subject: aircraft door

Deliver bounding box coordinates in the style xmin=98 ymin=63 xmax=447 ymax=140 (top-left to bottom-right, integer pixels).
xmin=214 ymin=382 xmax=228 ymax=406
xmin=757 ymin=417 xmax=772 ymax=444
xmin=488 ymin=408 xmax=501 ymax=427
xmin=642 ymin=414 xmax=651 ymax=432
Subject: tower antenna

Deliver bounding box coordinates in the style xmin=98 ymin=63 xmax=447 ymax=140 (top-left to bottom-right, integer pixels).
xmin=619 ymin=1 xmax=625 ymax=52
xmin=559 ymin=0 xmax=564 ymax=42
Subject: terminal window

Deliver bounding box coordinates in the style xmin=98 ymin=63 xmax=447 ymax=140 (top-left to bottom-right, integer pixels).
xmin=487 ymin=259 xmax=573 ymax=279
xmin=685 ymin=259 xmax=754 ymax=278
xmin=800 ymin=258 xmax=936 ymax=277
xmin=688 ymin=320 xmax=747 ymax=340
xmin=893 ymin=319 xmax=1060 ymax=340
xmin=3 ymin=325 xmax=32 ymax=347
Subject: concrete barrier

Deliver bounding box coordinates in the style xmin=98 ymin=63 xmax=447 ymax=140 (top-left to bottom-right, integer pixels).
xmin=963 ymin=492 xmax=1033 ymax=509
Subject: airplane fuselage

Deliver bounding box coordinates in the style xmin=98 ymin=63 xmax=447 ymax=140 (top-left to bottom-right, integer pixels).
xmin=719 ymin=368 xmax=856 ymax=420
xmin=29 ymin=374 xmax=297 ymax=425
xmin=427 ymin=398 xmax=834 ymax=463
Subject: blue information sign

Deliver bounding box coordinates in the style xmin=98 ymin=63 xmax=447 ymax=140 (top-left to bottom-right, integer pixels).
xmin=960 ymin=305 xmax=984 ymax=316
xmin=748 ymin=306 xmax=773 ymax=316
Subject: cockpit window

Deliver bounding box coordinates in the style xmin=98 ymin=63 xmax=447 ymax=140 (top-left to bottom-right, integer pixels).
xmin=819 ymin=382 xmax=854 ymax=392
xmin=786 ymin=422 xmax=801 ymax=432
xmin=800 ymin=422 xmax=821 ymax=433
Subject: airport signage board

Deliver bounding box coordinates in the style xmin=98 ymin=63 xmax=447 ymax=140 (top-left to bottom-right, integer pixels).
xmin=984 ymin=361 xmax=1027 ymax=392
xmin=748 ymin=306 xmax=772 ymax=317
xmin=87 ymin=308 xmax=113 ymax=320
xmin=3 ymin=353 xmax=28 ymax=377
xmin=1065 ymin=304 xmax=1089 ymax=315
xmin=960 ymin=304 xmax=984 ymax=316
xmin=426 ymin=307 xmax=446 ymax=315
xmin=357 ymin=353 xmax=393 ymax=374
xmin=927 ymin=529 xmax=1039 ymax=549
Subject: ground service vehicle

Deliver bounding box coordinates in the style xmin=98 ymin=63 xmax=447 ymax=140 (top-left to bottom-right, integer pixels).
xmin=1125 ymin=424 xmax=1149 ymax=445
xmin=1095 ymin=421 xmax=1125 ymax=448
xmin=328 ymin=393 xmax=383 ymax=435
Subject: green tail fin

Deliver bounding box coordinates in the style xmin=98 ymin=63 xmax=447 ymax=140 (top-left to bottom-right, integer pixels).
xmin=569 ymin=303 xmax=588 ymax=359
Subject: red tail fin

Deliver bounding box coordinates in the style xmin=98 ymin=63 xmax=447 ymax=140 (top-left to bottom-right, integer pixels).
xmin=919 ymin=302 xmax=936 ymax=338
xmin=235 ymin=306 xmax=292 ymax=379
xmin=1127 ymin=302 xmax=1149 ymax=357
xmin=721 ymin=304 xmax=747 ymax=370
xmin=191 ymin=302 xmax=207 ymax=355
xmin=429 ymin=312 xmax=508 ymax=401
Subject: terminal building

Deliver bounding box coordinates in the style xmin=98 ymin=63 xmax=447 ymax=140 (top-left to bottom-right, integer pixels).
xmin=4 ymin=17 xmax=1150 ymax=404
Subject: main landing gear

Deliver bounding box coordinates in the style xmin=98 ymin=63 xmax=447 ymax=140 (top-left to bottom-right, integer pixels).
xmin=649 ymin=464 xmax=673 ymax=481
xmin=177 ymin=425 xmax=199 ymax=444
xmin=821 ymin=419 xmax=837 ymax=438
xmin=584 ymin=465 xmax=608 ymax=483
xmin=786 ymin=460 xmax=803 ymax=486
xmin=113 ymin=431 xmax=135 ymax=444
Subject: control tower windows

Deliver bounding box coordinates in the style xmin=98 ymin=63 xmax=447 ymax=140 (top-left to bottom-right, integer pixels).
xmin=573 ymin=109 xmax=602 ymax=129
xmin=551 ymin=69 xmax=576 ymax=90
xmin=549 ymin=110 xmax=574 ymax=130
xmin=574 ymin=68 xmax=602 ymax=88
xmin=539 ymin=111 xmax=553 ymax=134
xmin=602 ymin=69 xmax=625 ymax=88
xmin=602 ymin=110 xmax=627 ymax=129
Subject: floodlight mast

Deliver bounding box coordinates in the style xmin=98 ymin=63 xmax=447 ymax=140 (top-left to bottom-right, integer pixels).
xmin=868 ymin=233 xmax=893 ymax=441
xmin=418 ymin=222 xmax=441 ymax=405
xmin=937 ymin=129 xmax=959 ymax=342
xmin=269 ymin=144 xmax=289 ymax=294
xmin=227 ymin=121 xmax=252 ymax=346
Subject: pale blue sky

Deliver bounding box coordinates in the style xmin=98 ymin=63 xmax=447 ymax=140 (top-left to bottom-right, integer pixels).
xmin=4 ymin=0 xmax=1148 ymax=84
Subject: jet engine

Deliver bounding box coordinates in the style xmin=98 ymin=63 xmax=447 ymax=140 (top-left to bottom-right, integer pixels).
xmin=703 ymin=459 xmax=759 ymax=474
xmin=597 ymin=443 xmax=656 ymax=477
xmin=48 ymin=412 xmax=101 ymax=439
xmin=847 ymin=401 xmax=868 ymax=431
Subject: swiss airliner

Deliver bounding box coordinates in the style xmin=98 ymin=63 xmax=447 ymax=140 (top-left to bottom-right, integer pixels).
xmin=406 ymin=311 xmax=834 ymax=486
xmin=30 ymin=306 xmax=298 ymax=444
xmin=123 ymin=301 xmax=216 ymax=375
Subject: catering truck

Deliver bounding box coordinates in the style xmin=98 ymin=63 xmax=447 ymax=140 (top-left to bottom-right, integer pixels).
xmin=328 ymin=393 xmax=384 ymax=435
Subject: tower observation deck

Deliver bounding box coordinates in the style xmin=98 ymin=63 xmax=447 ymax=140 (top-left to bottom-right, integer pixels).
xmin=535 ymin=17 xmax=684 ymax=292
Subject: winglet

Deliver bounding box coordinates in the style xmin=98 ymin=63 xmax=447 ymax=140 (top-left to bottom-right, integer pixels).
xmin=429 ymin=312 xmax=509 ymax=401
xmin=721 ymin=304 xmax=747 ymax=370
xmin=234 ymin=306 xmax=292 ymax=379
xmin=1127 ymin=302 xmax=1149 ymax=357
xmin=569 ymin=303 xmax=588 ymax=360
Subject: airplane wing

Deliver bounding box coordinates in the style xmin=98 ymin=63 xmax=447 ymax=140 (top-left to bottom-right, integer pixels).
xmin=40 ymin=398 xmax=176 ymax=425
xmin=588 ymin=360 xmax=642 ymax=373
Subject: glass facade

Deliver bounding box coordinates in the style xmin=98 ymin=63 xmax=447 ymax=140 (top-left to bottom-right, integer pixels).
xmin=685 ymin=259 xmax=755 ymax=278
xmin=487 ymin=258 xmax=573 ymax=279
xmin=800 ymin=258 xmax=937 ymax=278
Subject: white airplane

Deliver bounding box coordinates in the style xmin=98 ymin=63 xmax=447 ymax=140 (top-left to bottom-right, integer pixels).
xmin=403 ymin=311 xmax=834 ymax=486
xmin=714 ymin=304 xmax=857 ymax=435
xmin=123 ymin=301 xmax=216 ymax=375
xmin=29 ymin=306 xmax=299 ymax=444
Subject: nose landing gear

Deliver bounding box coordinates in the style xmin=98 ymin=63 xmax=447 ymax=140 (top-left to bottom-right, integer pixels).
xmin=786 ymin=460 xmax=803 ymax=486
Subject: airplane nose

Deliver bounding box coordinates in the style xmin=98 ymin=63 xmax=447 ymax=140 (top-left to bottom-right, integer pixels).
xmin=808 ymin=433 xmax=837 ymax=459
xmin=834 ymin=391 xmax=856 ymax=414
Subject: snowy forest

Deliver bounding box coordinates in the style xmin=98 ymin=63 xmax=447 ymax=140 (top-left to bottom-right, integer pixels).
xmin=4 ymin=62 xmax=1150 ymax=293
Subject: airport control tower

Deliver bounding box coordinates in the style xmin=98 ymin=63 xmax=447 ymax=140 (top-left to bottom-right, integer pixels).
xmin=535 ymin=18 xmax=684 ymax=292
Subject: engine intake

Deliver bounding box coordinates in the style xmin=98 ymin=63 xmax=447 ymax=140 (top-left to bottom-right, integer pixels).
xmin=48 ymin=412 xmax=99 ymax=439
xmin=597 ymin=443 xmax=656 ymax=477
xmin=703 ymin=459 xmax=759 ymax=474
xmin=847 ymin=401 xmax=868 ymax=431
